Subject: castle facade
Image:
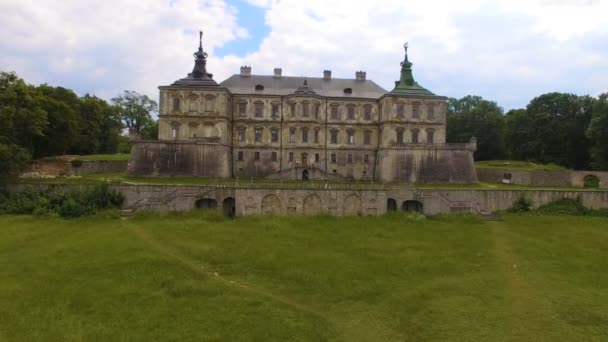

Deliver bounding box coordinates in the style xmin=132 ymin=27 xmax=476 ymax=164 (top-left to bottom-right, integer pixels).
xmin=127 ymin=34 xmax=477 ymax=183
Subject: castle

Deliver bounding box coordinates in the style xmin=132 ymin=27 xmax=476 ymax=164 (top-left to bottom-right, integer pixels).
xmin=127 ymin=32 xmax=477 ymax=183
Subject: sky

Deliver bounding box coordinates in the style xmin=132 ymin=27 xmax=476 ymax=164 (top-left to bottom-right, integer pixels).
xmin=1 ymin=0 xmax=607 ymax=110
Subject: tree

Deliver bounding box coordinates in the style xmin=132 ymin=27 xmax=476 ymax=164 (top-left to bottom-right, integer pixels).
xmin=112 ymin=90 xmax=157 ymax=137
xmin=505 ymin=93 xmax=593 ymax=169
xmin=446 ymin=95 xmax=506 ymax=161
xmin=586 ymin=93 xmax=608 ymax=170
xmin=78 ymin=95 xmax=122 ymax=155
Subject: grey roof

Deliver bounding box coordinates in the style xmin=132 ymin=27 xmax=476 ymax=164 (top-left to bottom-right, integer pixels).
xmin=220 ymin=75 xmax=388 ymax=99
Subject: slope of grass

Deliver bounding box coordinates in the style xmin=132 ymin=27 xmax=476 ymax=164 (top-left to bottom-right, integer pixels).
xmin=0 ymin=212 xmax=607 ymax=341
xmin=476 ymin=160 xmax=567 ymax=171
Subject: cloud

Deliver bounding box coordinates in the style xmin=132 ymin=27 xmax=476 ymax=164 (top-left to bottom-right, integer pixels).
xmin=1 ymin=0 xmax=606 ymax=110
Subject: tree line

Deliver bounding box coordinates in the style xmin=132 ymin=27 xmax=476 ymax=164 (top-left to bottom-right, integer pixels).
xmin=447 ymin=93 xmax=608 ymax=170
xmin=0 ymin=71 xmax=158 ymax=174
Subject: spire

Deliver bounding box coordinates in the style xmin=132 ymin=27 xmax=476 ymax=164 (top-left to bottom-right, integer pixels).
xmin=293 ymin=77 xmax=316 ymax=95
xmin=171 ymin=30 xmax=218 ymax=86
xmin=390 ymin=42 xmax=434 ymax=95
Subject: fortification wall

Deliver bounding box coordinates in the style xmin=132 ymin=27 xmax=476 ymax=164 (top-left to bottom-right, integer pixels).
xmin=127 ymin=140 xmax=230 ymax=177
xmin=7 ymin=183 xmax=608 ymax=217
xmin=28 ymin=159 xmax=127 ymax=176
xmin=377 ymin=146 xmax=477 ymax=183
xmin=476 ymin=168 xmax=608 ymax=189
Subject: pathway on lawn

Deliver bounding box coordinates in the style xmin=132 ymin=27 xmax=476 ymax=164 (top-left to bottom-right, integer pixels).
xmin=490 ymin=221 xmax=559 ymax=341
xmin=126 ymin=223 xmax=344 ymax=339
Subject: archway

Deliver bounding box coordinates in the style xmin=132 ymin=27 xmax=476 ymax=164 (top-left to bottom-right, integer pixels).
xmin=402 ymin=200 xmax=423 ymax=213
xmin=387 ymin=198 xmax=397 ymax=212
xmin=584 ymin=175 xmax=600 ymax=188
xmin=303 ymin=194 xmax=322 ymax=215
xmin=302 ymin=169 xmax=309 ymax=181
xmin=261 ymin=194 xmax=283 ymax=214
xmin=222 ymin=197 xmax=236 ymax=217
xmin=195 ymin=198 xmax=217 ymax=209
xmin=343 ymin=194 xmax=362 ymax=216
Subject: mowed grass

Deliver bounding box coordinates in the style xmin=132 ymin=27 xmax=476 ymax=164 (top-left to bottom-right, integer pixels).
xmin=475 ymin=160 xmax=567 ymax=171
xmin=0 ymin=213 xmax=607 ymax=341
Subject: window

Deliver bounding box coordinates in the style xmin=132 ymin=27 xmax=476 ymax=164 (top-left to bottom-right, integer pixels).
xmin=314 ymin=129 xmax=319 ymax=143
xmin=315 ymin=153 xmax=320 ymax=163
xmin=396 ymin=129 xmax=404 ymax=144
xmin=271 ymin=151 xmax=278 ymax=161
xmin=347 ymin=153 xmax=353 ymax=163
xmin=254 ymin=127 xmax=262 ymax=142
xmin=255 ymin=84 xmax=264 ymax=91
xmin=302 ymin=128 xmax=309 ymax=143
xmin=173 ymin=98 xmax=180 ymax=112
xmin=330 ymin=130 xmax=338 ymax=144
xmin=254 ymin=102 xmax=263 ymax=117
xmin=427 ymin=105 xmax=435 ymax=120
xmin=172 ymin=126 xmax=179 ymax=139
xmin=411 ymin=129 xmax=419 ymax=143
xmin=237 ymin=127 xmax=246 ymax=142
xmin=271 ymin=103 xmax=280 ymax=117
xmin=238 ymin=102 xmax=247 ymax=116
xmin=315 ymin=103 xmax=321 ymax=118
xmin=427 ymin=129 xmax=435 ymax=143
xmin=301 ymin=153 xmax=308 ymax=164
xmin=290 ymin=128 xmax=296 ymax=143
xmin=271 ymin=128 xmax=279 ymax=143
xmin=254 ymin=151 xmax=260 ymax=161
xmin=290 ymin=103 xmax=296 ymax=116
xmin=364 ymin=154 xmax=369 ymax=163
xmin=237 ymin=151 xmax=244 ymax=161
xmin=412 ymin=103 xmax=420 ymax=119
xmin=302 ymin=102 xmax=309 ymax=117
xmin=330 ymin=153 xmax=337 ymax=163
xmin=364 ymin=105 xmax=372 ymax=120
xmin=347 ymin=130 xmax=355 ymax=145
xmin=364 ymin=130 xmax=371 ymax=145
xmin=343 ymin=88 xmax=352 ymax=94
xmin=288 ymin=152 xmax=294 ymax=162
xmin=347 ymin=105 xmax=355 ymax=120
xmin=204 ymin=95 xmax=215 ymax=112
xmin=397 ymin=103 xmax=405 ymax=118
xmin=330 ymin=105 xmax=339 ymax=120
xmin=188 ymin=97 xmax=197 ymax=112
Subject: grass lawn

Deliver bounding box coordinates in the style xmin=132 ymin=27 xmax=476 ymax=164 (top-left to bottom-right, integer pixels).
xmin=0 ymin=212 xmax=607 ymax=341
xmin=12 ymin=172 xmax=591 ymax=191
xmin=475 ymin=160 xmax=567 ymax=171
xmin=77 ymin=154 xmax=130 ymax=161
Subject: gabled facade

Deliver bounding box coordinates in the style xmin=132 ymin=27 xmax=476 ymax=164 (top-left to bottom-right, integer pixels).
xmin=128 ymin=34 xmax=477 ymax=183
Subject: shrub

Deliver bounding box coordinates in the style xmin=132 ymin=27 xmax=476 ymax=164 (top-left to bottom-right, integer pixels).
xmin=70 ymin=159 xmax=83 ymax=167
xmin=0 ymin=184 xmax=124 ymax=218
xmin=583 ymin=175 xmax=600 ymax=189
xmin=509 ymin=195 xmax=532 ymax=212
xmin=536 ymin=197 xmax=588 ymax=215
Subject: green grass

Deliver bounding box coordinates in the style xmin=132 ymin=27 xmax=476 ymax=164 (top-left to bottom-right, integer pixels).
xmin=77 ymin=154 xmax=130 ymax=161
xmin=1 ymin=212 xmax=607 ymax=341
xmin=476 ymin=160 xmax=567 ymax=171
xmin=12 ymin=172 xmax=591 ymax=191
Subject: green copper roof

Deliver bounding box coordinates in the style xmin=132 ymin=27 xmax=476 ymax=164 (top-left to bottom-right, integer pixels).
xmin=390 ymin=43 xmax=434 ymax=96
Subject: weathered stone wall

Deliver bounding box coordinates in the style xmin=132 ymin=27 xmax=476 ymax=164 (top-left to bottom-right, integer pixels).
xmin=476 ymin=168 xmax=608 ymax=189
xmin=377 ymin=146 xmax=477 ymax=183
xmin=28 ymin=159 xmax=127 ymax=176
xmin=127 ymin=141 xmax=230 ymax=177
xmin=6 ymin=183 xmax=608 ymax=216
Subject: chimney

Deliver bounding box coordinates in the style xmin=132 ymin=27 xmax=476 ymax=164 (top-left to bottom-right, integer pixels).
xmin=355 ymin=71 xmax=366 ymax=81
xmin=240 ymin=66 xmax=251 ymax=77
xmin=323 ymin=70 xmax=331 ymax=80
xmin=274 ymin=68 xmax=282 ymax=78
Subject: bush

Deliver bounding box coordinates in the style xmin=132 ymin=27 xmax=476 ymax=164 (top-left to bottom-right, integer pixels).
xmin=509 ymin=195 xmax=532 ymax=212
xmin=0 ymin=184 xmax=124 ymax=218
xmin=70 ymin=159 xmax=83 ymax=167
xmin=536 ymin=197 xmax=588 ymax=215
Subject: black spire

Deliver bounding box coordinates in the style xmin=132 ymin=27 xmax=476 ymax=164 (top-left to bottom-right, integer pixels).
xmin=171 ymin=30 xmax=218 ymax=86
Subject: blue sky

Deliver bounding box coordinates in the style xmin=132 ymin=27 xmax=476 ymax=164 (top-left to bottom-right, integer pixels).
xmin=0 ymin=0 xmax=606 ymax=110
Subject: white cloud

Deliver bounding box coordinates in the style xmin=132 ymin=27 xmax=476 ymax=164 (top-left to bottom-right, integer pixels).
xmin=1 ymin=0 xmax=607 ymax=109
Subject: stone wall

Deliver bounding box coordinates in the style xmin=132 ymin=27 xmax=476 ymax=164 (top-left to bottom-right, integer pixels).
xmin=476 ymin=168 xmax=608 ymax=189
xmin=28 ymin=159 xmax=127 ymax=176
xmin=127 ymin=140 xmax=231 ymax=177
xmin=9 ymin=183 xmax=608 ymax=217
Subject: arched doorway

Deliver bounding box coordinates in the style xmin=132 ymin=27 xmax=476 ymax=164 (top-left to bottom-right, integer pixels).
xmin=402 ymin=200 xmax=423 ymax=213
xmin=195 ymin=198 xmax=217 ymax=209
xmin=302 ymin=169 xmax=309 ymax=181
xmin=387 ymin=198 xmax=397 ymax=212
xmin=222 ymin=197 xmax=236 ymax=217
xmin=584 ymin=175 xmax=600 ymax=188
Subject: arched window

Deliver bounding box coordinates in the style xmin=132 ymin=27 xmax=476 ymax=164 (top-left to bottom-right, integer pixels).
xmin=254 ymin=101 xmax=264 ymax=118
xmin=255 ymin=84 xmax=264 ymax=91
xmin=347 ymin=105 xmax=356 ymax=120
xmin=426 ymin=128 xmax=435 ymax=143
xmin=302 ymin=101 xmax=310 ymax=117
xmin=396 ymin=102 xmax=405 ymax=118
xmin=343 ymin=88 xmax=352 ymax=94
xmin=411 ymin=129 xmax=419 ymax=143
xmin=347 ymin=129 xmax=355 ymax=144
xmin=412 ymin=102 xmax=421 ymax=119
xmin=204 ymin=95 xmax=216 ymax=112
xmin=396 ymin=129 xmax=404 ymax=144
xmin=364 ymin=105 xmax=372 ymax=120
